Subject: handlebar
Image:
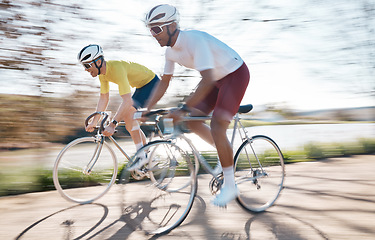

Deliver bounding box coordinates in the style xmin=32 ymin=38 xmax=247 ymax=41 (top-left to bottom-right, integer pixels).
xmin=143 ymin=109 xmax=169 ymax=118
xmin=85 ymin=111 xmax=109 ymax=132
xmin=84 ymin=110 xmax=166 ymax=134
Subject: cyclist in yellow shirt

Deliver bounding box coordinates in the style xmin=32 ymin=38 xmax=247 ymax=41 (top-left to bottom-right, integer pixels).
xmin=77 ymin=44 xmax=159 ymax=152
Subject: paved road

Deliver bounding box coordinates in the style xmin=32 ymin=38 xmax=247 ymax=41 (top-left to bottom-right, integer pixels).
xmin=1 ymin=155 xmax=374 ymax=240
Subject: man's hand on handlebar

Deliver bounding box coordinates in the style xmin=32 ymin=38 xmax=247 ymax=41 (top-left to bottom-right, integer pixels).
xmin=103 ymin=124 xmax=115 ymax=137
xmin=85 ymin=121 xmax=97 ymax=132
xmin=85 ymin=112 xmax=114 ymax=135
xmin=167 ymin=107 xmax=185 ymax=123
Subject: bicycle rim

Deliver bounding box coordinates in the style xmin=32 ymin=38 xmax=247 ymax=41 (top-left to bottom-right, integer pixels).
xmin=119 ymin=140 xmax=197 ymax=235
xmin=53 ymin=137 xmax=118 ymax=204
xmin=234 ymin=135 xmax=285 ymax=212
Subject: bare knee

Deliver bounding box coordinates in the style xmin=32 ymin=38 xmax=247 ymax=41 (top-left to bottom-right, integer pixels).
xmin=210 ymin=118 xmax=229 ymax=138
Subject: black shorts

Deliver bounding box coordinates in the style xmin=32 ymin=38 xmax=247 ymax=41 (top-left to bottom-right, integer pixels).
xmin=132 ymin=75 xmax=160 ymax=109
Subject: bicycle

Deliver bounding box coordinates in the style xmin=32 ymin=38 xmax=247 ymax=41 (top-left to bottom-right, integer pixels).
xmin=119 ymin=104 xmax=285 ymax=235
xmin=52 ymin=111 xmax=171 ymax=204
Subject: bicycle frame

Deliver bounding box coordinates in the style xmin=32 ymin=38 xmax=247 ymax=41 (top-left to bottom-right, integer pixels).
xmin=162 ymin=110 xmax=253 ymax=178
xmin=86 ymin=111 xmax=168 ymax=167
xmin=88 ymin=107 xmax=255 ymax=178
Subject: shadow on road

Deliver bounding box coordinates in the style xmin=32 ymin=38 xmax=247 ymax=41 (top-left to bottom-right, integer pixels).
xmin=10 ymin=156 xmax=375 ymax=239
xmin=16 ymin=203 xmax=109 ymax=240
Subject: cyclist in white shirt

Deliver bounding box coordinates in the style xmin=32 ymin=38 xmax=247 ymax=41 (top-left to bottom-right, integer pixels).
xmin=144 ymin=4 xmax=250 ymax=207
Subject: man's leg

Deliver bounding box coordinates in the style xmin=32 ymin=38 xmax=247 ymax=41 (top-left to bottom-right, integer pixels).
xmin=210 ymin=116 xmax=239 ymax=206
xmin=124 ymin=106 xmax=150 ymax=171
xmin=210 ymin=117 xmax=232 ymax=168
xmin=209 ymin=63 xmax=250 ymax=206
xmin=124 ymin=106 xmax=147 ymax=148
xmin=186 ymin=108 xmax=215 ymax=146
xmin=187 ymin=103 xmax=223 ymax=175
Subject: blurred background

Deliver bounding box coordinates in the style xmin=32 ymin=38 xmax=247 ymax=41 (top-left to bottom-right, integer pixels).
xmin=0 ymin=0 xmax=374 ymax=195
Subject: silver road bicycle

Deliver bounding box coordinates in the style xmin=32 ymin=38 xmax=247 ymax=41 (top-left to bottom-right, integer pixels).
xmin=52 ymin=111 xmax=168 ymax=204
xmin=120 ymin=104 xmax=285 ymax=235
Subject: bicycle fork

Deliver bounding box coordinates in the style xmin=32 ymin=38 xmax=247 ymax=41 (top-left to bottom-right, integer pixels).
xmin=83 ymin=135 xmax=104 ymax=175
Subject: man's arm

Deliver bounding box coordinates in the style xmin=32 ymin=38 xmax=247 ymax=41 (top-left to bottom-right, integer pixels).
xmin=146 ymin=74 xmax=173 ymax=110
xmin=184 ymin=69 xmax=215 ymax=108
xmin=102 ymin=93 xmax=133 ymax=136
xmin=96 ymin=93 xmax=110 ymax=111
xmin=112 ymin=93 xmax=133 ymax=123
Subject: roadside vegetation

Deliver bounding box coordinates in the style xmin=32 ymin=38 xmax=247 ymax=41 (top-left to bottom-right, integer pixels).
xmin=1 ymin=138 xmax=374 ymax=197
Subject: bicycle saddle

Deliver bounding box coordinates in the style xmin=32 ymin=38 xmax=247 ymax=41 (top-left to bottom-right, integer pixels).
xmin=238 ymin=104 xmax=253 ymax=114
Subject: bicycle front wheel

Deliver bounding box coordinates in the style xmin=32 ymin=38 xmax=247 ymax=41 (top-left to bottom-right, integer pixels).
xmin=53 ymin=137 xmax=118 ymax=204
xmin=234 ymin=135 xmax=285 ymax=212
xmin=119 ymin=140 xmax=197 ymax=235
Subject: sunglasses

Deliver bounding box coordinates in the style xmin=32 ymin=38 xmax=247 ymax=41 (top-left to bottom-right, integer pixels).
xmin=149 ymin=22 xmax=173 ymax=35
xmin=82 ymin=57 xmax=101 ymax=69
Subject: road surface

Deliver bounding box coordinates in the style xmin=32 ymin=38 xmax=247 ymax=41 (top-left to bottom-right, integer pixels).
xmin=0 ymin=155 xmax=374 ymax=239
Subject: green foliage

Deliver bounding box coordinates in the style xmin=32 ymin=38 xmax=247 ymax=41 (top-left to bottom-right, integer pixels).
xmin=359 ymin=138 xmax=375 ymax=154
xmin=304 ymin=143 xmax=326 ymax=159
xmin=302 ymin=138 xmax=375 ymax=160
xmin=37 ymin=170 xmax=55 ymax=192
xmin=1 ymin=138 xmax=374 ymax=197
xmin=0 ymin=167 xmax=42 ymax=196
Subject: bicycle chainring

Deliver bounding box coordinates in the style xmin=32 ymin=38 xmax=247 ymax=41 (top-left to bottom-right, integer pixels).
xmin=209 ymin=173 xmax=224 ymax=195
xmin=130 ymin=168 xmax=149 ymax=180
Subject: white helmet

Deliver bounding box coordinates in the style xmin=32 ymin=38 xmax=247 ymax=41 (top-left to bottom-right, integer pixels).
xmin=145 ymin=4 xmax=179 ymax=27
xmin=77 ymin=44 xmax=104 ymax=63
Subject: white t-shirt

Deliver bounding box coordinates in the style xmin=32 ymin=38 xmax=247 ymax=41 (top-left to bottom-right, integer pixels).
xmin=164 ymin=30 xmax=244 ymax=81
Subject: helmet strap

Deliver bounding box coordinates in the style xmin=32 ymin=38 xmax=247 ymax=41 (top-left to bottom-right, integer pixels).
xmin=94 ymin=57 xmax=104 ymax=75
xmin=166 ymin=25 xmax=178 ymax=47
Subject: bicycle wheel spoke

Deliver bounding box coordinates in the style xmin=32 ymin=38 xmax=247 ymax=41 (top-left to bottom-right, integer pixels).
xmin=234 ymin=135 xmax=285 ymax=212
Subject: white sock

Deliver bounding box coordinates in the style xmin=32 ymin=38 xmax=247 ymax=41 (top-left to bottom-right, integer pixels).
xmin=135 ymin=143 xmax=146 ymax=158
xmin=135 ymin=142 xmax=143 ymax=151
xmin=222 ymin=166 xmax=236 ymax=189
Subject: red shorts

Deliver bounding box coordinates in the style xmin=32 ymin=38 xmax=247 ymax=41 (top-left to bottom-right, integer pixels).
xmin=195 ymin=62 xmax=250 ymax=122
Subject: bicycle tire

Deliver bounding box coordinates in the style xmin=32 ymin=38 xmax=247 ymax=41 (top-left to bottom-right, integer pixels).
xmin=234 ymin=135 xmax=285 ymax=212
xmin=53 ymin=137 xmax=118 ymax=204
xmin=119 ymin=140 xmax=197 ymax=235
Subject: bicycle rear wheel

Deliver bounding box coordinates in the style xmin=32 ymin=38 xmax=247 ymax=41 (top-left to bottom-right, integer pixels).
xmin=119 ymin=140 xmax=197 ymax=235
xmin=53 ymin=137 xmax=117 ymax=204
xmin=234 ymin=135 xmax=284 ymax=212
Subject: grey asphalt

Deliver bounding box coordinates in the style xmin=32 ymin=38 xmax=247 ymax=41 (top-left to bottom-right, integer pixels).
xmin=0 ymin=155 xmax=374 ymax=240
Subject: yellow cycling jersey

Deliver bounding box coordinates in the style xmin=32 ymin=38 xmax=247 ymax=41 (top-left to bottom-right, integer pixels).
xmin=99 ymin=60 xmax=156 ymax=95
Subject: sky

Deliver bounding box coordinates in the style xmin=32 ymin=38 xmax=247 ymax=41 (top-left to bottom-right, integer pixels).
xmin=0 ymin=0 xmax=374 ymax=111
